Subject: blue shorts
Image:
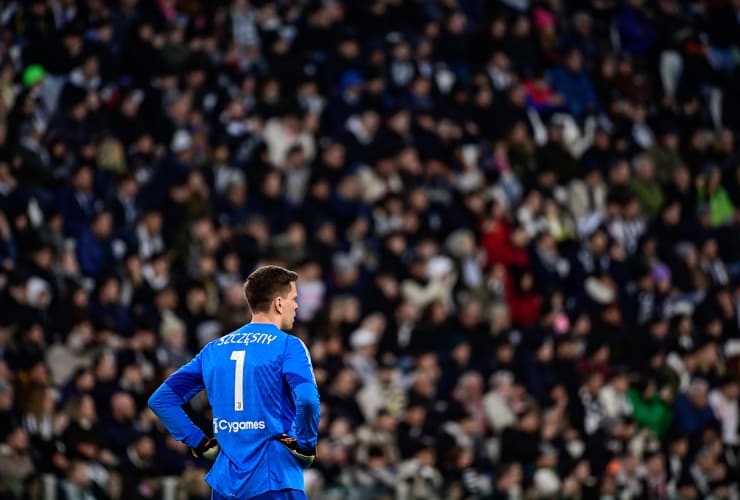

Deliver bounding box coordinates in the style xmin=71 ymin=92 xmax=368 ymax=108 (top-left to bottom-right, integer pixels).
xmin=212 ymin=489 xmax=308 ymax=500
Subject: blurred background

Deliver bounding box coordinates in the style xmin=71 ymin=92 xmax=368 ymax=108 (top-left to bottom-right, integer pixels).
xmin=1 ymin=0 xmax=740 ymax=499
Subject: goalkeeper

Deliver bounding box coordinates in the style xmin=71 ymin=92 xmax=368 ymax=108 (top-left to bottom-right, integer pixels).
xmin=148 ymin=266 xmax=320 ymax=500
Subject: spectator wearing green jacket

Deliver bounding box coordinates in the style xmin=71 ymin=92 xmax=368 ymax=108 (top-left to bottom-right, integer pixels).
xmin=627 ymin=377 xmax=673 ymax=437
xmin=631 ymin=155 xmax=664 ymax=218
xmin=697 ymin=164 xmax=735 ymax=227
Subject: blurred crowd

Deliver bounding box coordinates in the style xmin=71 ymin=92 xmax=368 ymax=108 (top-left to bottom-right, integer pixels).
xmin=1 ymin=0 xmax=740 ymax=499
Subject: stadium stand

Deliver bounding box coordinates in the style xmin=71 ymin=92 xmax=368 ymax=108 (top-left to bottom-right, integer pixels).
xmin=1 ymin=0 xmax=740 ymax=498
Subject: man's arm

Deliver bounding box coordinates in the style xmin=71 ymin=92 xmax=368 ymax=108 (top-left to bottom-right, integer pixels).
xmin=283 ymin=336 xmax=320 ymax=450
xmin=148 ymin=352 xmax=208 ymax=449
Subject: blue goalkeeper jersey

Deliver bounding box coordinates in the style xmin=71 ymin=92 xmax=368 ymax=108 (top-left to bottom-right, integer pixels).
xmin=148 ymin=322 xmax=320 ymax=499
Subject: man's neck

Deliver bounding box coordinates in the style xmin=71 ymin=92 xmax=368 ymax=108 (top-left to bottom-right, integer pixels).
xmin=250 ymin=312 xmax=280 ymax=329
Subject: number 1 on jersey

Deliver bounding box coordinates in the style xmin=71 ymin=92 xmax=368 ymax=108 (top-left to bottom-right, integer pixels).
xmin=230 ymin=350 xmax=246 ymax=411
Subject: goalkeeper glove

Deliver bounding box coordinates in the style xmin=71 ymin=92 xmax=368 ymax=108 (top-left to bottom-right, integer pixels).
xmin=276 ymin=434 xmax=316 ymax=466
xmin=191 ymin=437 xmax=220 ymax=460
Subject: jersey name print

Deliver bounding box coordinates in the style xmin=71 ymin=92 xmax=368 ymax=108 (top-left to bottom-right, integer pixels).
xmin=216 ymin=331 xmax=278 ymax=346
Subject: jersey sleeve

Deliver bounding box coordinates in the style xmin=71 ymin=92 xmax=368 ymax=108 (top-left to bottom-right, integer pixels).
xmin=148 ymin=351 xmax=207 ymax=448
xmin=282 ymin=336 xmax=320 ymax=450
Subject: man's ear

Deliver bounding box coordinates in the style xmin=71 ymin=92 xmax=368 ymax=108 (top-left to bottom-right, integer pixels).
xmin=274 ymin=296 xmax=283 ymax=314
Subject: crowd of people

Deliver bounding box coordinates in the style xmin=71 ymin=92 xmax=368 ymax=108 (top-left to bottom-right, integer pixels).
xmin=1 ymin=0 xmax=740 ymax=498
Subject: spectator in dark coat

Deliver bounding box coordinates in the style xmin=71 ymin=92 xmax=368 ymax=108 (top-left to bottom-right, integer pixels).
xmin=76 ymin=210 xmax=116 ymax=279
xmin=673 ymin=379 xmax=717 ymax=438
xmin=549 ymin=48 xmax=599 ymax=122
